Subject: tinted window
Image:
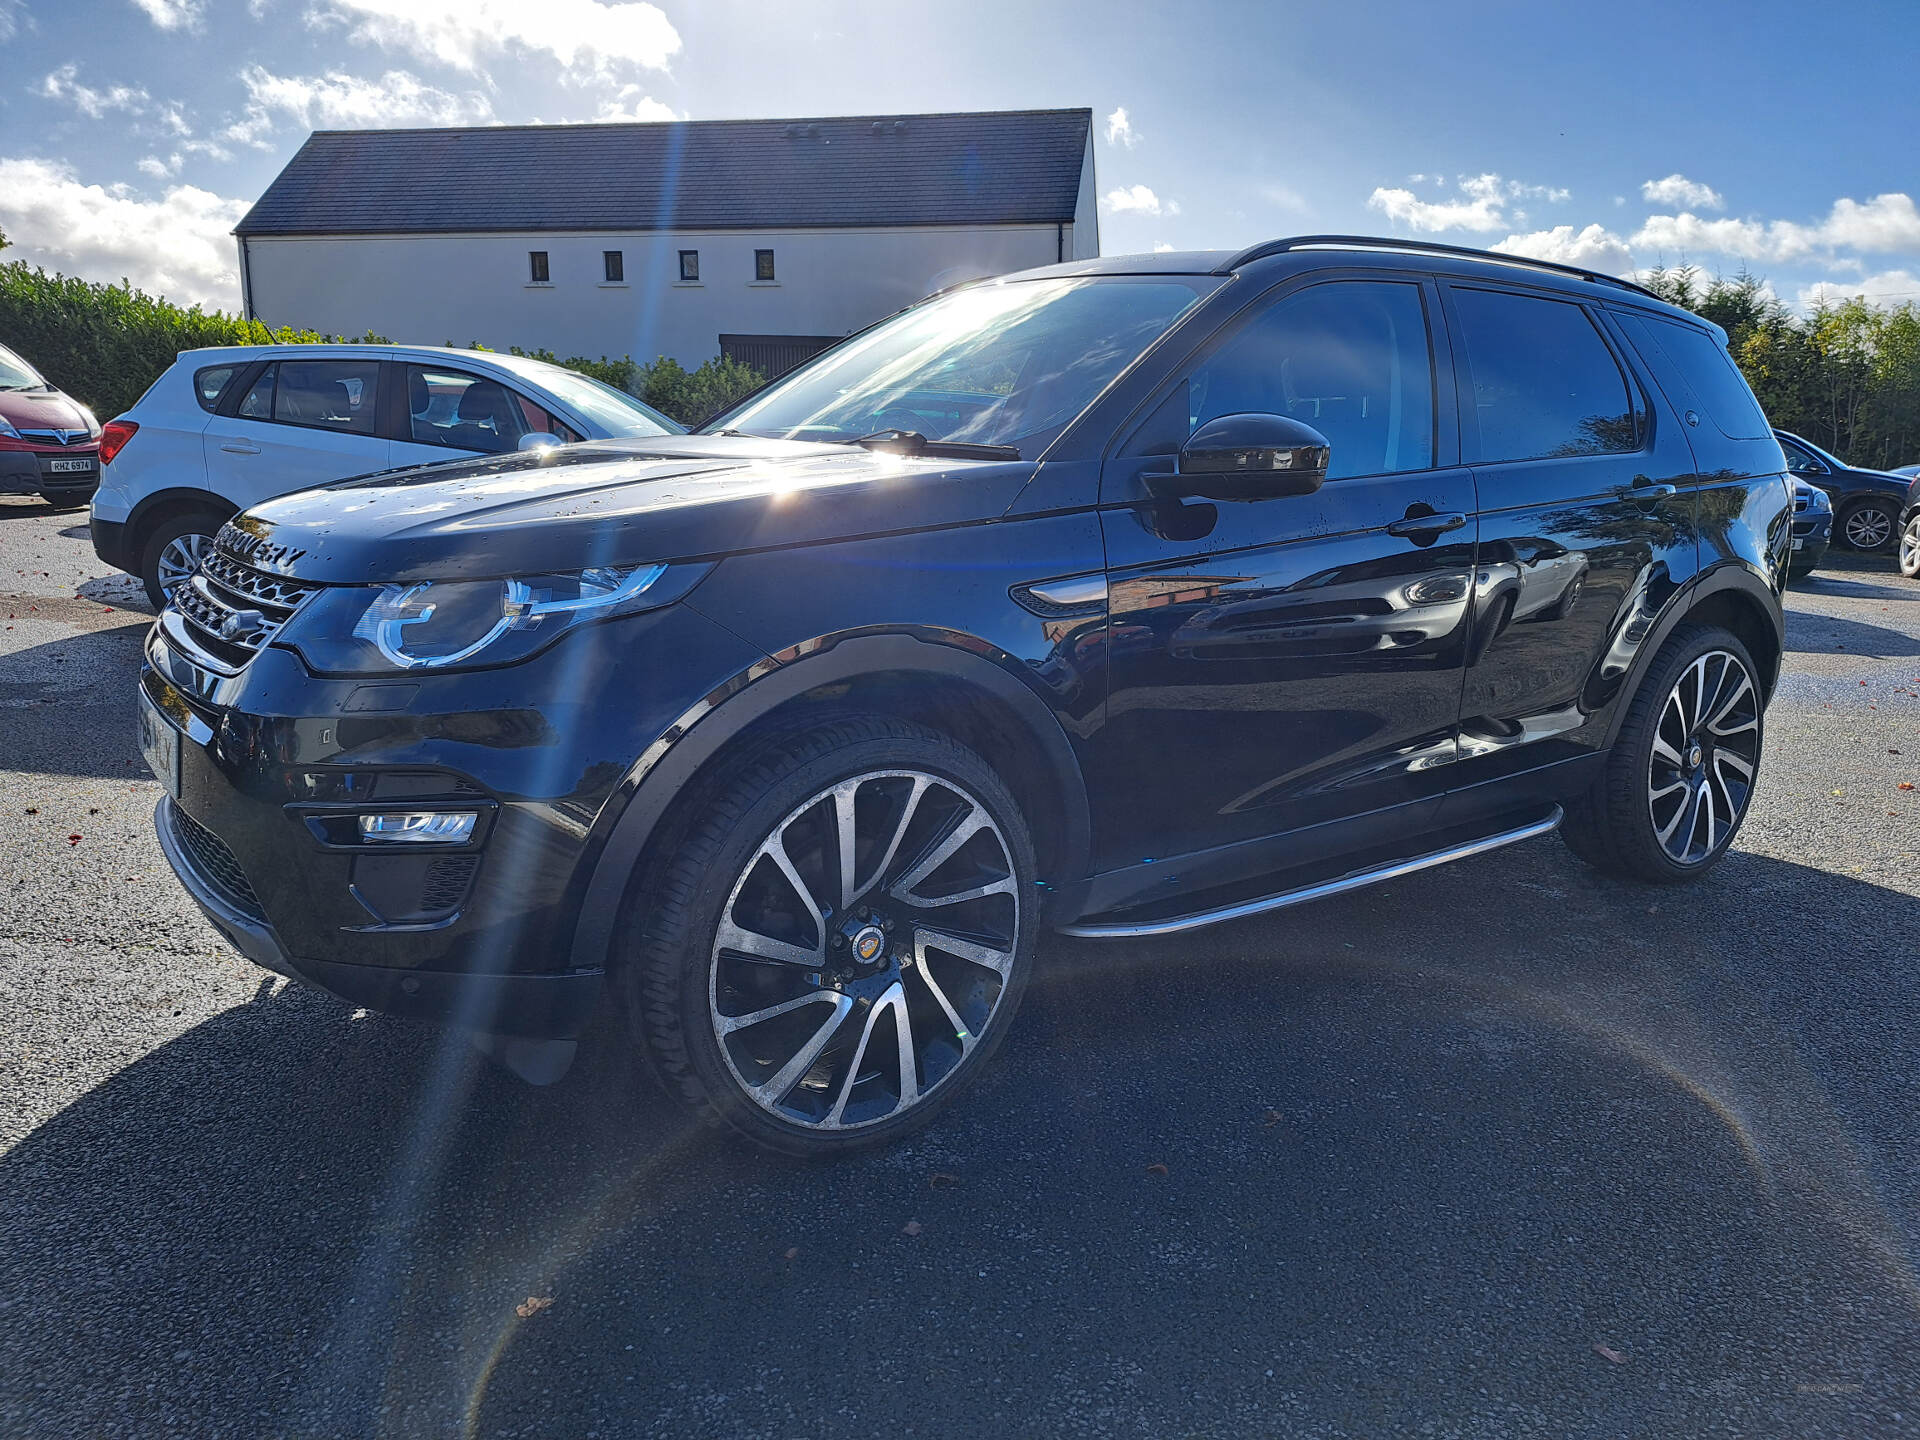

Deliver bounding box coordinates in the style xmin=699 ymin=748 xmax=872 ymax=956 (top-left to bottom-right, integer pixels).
xmin=405 ymin=366 xmax=553 ymax=453
xmin=237 ymin=365 xmax=275 ymax=419
xmin=194 ymin=365 xmax=239 ymax=413
xmin=1778 ymin=436 xmax=1825 ymax=473
xmin=1451 ymin=288 xmax=1636 ymax=464
xmin=1627 ymin=313 xmax=1771 ymax=440
xmin=270 ymin=359 xmax=379 ymax=434
xmin=1189 ymin=280 xmax=1435 ymax=479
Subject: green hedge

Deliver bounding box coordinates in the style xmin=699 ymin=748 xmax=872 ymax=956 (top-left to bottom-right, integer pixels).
xmin=0 ymin=261 xmax=764 ymax=429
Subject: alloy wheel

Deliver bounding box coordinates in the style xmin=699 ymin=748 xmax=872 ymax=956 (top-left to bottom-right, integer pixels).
xmin=156 ymin=531 xmax=214 ymax=598
xmin=708 ymin=769 xmax=1020 ymax=1132
xmin=1900 ymin=516 xmax=1920 ymax=577
xmin=1647 ymin=649 xmax=1761 ymax=866
xmin=1843 ymin=504 xmax=1893 ymax=551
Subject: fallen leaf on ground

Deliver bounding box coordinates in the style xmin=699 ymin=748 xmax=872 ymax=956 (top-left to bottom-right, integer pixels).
xmin=24 ymin=807 xmax=38 ymax=815
xmin=67 ymin=834 xmax=81 ymax=845
xmin=929 ymin=1172 xmax=959 ymax=1190
xmin=1593 ymin=1343 xmax=1627 ymax=1365
xmin=515 ymin=1296 xmax=553 ymax=1318
xmin=782 ymin=1247 xmax=800 ymax=1262
xmin=1899 ymin=782 xmax=1914 ymax=791
xmin=902 ymin=1220 xmax=923 ymax=1237
xmin=1146 ymin=1162 xmax=1170 ymax=1176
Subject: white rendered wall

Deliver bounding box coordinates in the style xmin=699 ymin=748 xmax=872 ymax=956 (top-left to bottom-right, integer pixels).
xmin=242 ymin=225 xmax=1078 ymax=366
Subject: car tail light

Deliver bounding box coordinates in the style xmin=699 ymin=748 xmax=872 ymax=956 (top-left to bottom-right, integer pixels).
xmin=100 ymin=419 xmax=138 ymax=465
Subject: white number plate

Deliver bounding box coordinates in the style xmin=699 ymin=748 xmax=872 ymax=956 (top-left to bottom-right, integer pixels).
xmin=1791 ymin=539 xmax=1805 ymax=550
xmin=48 ymin=457 xmax=95 ymax=473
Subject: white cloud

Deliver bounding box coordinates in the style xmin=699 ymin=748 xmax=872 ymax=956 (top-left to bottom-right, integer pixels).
xmin=1257 ymin=182 xmax=1310 ymax=214
xmin=1797 ymin=268 xmax=1920 ymax=310
xmin=1152 ymin=242 xmax=1175 ymax=253
xmin=39 ymin=64 xmax=151 ymax=118
xmin=1369 ymin=172 xmax=1571 ymax=234
xmin=129 ymin=0 xmax=206 ymax=29
xmin=1632 ymin=193 xmax=1920 ymax=264
xmin=1105 ymin=106 xmax=1138 ymax=148
xmin=137 ymin=153 xmax=184 ymax=179
xmin=233 ymin=64 xmax=497 ymax=137
xmin=0 ymin=158 xmax=247 ymax=310
xmin=596 ymin=85 xmax=679 ymax=122
xmin=0 ymin=0 xmax=27 ymax=40
xmin=1641 ymin=174 xmax=1724 ymax=211
xmin=308 ymin=0 xmax=682 ymax=80
xmin=1492 ymin=224 xmax=1634 ymax=274
xmin=1101 ymin=184 xmax=1178 ymax=218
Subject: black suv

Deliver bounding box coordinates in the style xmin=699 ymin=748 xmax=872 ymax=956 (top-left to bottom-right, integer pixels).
xmin=141 ymin=237 xmax=1791 ymax=1155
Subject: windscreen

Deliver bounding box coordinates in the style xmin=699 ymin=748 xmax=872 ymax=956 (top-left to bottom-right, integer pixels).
xmin=708 ymin=276 xmax=1214 ymax=457
xmin=0 ymin=343 xmax=45 ymax=390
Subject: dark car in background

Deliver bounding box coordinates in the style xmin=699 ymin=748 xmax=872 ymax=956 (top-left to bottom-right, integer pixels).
xmin=1789 ymin=479 xmax=1832 ymax=579
xmin=0 ymin=341 xmax=101 ymax=508
xmin=1774 ymin=428 xmax=1910 ymax=553
xmin=139 ymin=236 xmax=1791 ymax=1156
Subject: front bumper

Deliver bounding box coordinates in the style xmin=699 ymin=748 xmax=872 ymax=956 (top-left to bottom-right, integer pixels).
xmin=0 ymin=446 xmax=99 ymax=496
xmin=155 ymin=794 xmax=605 ymax=1037
xmin=1792 ymin=510 xmax=1832 ymax=569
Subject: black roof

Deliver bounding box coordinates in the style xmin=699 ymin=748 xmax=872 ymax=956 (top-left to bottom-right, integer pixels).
xmin=235 ymin=108 xmax=1092 ymax=238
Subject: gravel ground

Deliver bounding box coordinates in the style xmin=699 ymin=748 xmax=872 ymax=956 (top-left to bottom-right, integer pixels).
xmin=2 ymin=493 xmax=1918 ymax=1439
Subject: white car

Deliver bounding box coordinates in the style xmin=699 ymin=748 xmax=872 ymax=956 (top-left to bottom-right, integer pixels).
xmin=89 ymin=344 xmax=683 ymax=604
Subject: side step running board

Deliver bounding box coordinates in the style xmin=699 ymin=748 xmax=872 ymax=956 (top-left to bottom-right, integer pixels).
xmin=1059 ymin=806 xmax=1563 ymax=940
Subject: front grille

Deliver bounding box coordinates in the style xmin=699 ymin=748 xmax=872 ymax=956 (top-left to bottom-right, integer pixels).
xmin=420 ymin=856 xmax=480 ymax=913
xmin=170 ymin=804 xmax=264 ymax=920
xmin=1794 ymin=492 xmax=1810 ymax=512
xmin=163 ymin=550 xmax=319 ymax=676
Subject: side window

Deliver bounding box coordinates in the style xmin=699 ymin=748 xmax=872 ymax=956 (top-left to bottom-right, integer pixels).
xmin=1622 ymin=313 xmax=1771 ymax=440
xmin=194 ymin=365 xmax=239 ymax=412
xmin=1778 ymin=437 xmax=1824 ymax=473
xmin=512 ymin=393 xmax=583 ymax=444
xmin=1187 ymin=280 xmax=1435 ymax=479
xmin=237 ymin=364 xmax=275 ymax=419
xmin=1450 ymin=288 xmax=1637 ymax=463
xmin=272 ymin=359 xmax=380 ymax=434
xmin=405 ymin=366 xmax=534 ymax=453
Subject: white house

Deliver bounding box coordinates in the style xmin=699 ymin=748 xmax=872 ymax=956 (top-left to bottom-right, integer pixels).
xmin=234 ymin=108 xmax=1098 ymax=376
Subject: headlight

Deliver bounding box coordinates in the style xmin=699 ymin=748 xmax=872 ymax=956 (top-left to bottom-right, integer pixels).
xmin=1808 ymin=487 xmax=1831 ymax=511
xmin=277 ymin=562 xmax=707 ymax=674
xmin=0 ymin=416 xmax=18 ymax=439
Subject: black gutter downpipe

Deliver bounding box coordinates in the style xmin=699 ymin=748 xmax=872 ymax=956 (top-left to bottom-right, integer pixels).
xmin=238 ymin=235 xmax=256 ymax=323
xmin=1057 ymin=222 xmax=1064 ymax=263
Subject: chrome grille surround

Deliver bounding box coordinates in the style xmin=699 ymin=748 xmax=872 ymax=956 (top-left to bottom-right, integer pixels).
xmin=160 ymin=549 xmax=320 ymax=677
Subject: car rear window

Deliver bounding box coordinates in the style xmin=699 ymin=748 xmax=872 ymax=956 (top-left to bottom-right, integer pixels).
xmin=193 ymin=365 xmax=240 ymax=413
xmin=1449 ymin=288 xmax=1638 ymax=464
xmin=1618 ymin=312 xmax=1772 ymax=441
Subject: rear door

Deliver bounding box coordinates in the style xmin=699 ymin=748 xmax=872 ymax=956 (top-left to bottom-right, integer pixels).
xmin=1440 ymin=283 xmax=1699 ymax=811
xmin=1087 ymin=274 xmax=1479 ymax=873
xmin=201 ymin=356 xmax=391 ymax=510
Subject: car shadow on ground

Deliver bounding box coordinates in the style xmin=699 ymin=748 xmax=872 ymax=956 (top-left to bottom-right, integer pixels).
xmin=0 ymin=620 xmax=155 ymax=780
xmin=3 ymin=843 xmax=1917 ymax=1438
xmin=1782 ymin=611 xmax=1920 ymax=658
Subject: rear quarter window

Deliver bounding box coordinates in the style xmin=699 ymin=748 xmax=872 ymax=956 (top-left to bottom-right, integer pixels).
xmin=1620 ymin=312 xmax=1771 ymax=441
xmin=193 ymin=365 xmax=240 ymax=413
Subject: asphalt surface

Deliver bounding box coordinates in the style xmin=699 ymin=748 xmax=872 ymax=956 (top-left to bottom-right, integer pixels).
xmin=2 ymin=492 xmax=1918 ymax=1439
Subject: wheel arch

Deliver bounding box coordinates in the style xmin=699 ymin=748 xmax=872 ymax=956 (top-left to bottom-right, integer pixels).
xmin=126 ymin=487 xmax=236 ymax=558
xmin=568 ymin=631 xmax=1093 ymax=974
xmin=1603 ymin=560 xmax=1784 ymax=750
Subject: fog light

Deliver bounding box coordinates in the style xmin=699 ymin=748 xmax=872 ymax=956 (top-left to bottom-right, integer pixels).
xmin=358 ymin=811 xmax=477 ymax=844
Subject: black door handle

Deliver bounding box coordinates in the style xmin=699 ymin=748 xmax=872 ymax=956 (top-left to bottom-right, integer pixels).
xmin=1619 ymin=481 xmax=1678 ymax=502
xmin=1386 ymin=511 xmax=1467 ymax=538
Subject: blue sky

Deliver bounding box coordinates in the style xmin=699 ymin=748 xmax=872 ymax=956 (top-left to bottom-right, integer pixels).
xmin=3 ymin=0 xmax=1917 ymax=315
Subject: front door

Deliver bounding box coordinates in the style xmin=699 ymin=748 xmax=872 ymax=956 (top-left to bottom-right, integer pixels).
xmin=1086 ymin=276 xmax=1479 ymax=881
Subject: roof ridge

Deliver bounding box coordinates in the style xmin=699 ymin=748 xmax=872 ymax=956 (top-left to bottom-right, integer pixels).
xmin=304 ymin=107 xmax=1093 ymax=139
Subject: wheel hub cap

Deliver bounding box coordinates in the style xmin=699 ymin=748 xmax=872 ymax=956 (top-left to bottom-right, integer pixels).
xmin=849 ymin=923 xmax=887 ymax=965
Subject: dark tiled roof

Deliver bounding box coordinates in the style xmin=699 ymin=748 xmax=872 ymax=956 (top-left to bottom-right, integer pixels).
xmin=235 ymin=108 xmax=1092 ymax=237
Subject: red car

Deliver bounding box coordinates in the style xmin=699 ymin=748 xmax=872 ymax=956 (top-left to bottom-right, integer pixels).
xmin=0 ymin=341 xmax=102 ymax=508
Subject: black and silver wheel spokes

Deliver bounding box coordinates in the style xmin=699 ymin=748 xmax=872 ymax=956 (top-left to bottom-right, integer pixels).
xmin=1845 ymin=506 xmax=1892 ymax=550
xmin=1647 ymin=649 xmax=1760 ymax=865
xmin=708 ymin=770 xmax=1019 ymax=1130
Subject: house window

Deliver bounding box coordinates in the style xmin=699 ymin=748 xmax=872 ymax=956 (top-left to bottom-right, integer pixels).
xmin=678 ymin=250 xmax=699 ymax=282
xmin=529 ymin=251 xmax=550 ymax=283
xmin=755 ymin=249 xmax=776 ymax=282
xmin=603 ymin=250 xmax=624 ymax=282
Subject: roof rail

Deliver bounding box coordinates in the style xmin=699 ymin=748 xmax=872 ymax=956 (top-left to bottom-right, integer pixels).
xmin=1214 ymin=234 xmax=1658 ymax=299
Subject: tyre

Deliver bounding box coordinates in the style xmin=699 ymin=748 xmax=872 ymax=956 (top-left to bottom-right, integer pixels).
xmin=1562 ymin=624 xmax=1763 ymax=884
xmin=620 ymin=715 xmax=1038 ymax=1157
xmin=139 ymin=509 xmax=228 ymax=608
xmin=1900 ymin=515 xmax=1920 ymax=579
xmin=1837 ymin=499 xmax=1898 ymax=553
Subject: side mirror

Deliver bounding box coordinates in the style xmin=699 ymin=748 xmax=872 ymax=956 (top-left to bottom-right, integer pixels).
xmin=518 ymin=431 xmax=563 ymax=452
xmin=1152 ymin=413 xmax=1331 ymax=502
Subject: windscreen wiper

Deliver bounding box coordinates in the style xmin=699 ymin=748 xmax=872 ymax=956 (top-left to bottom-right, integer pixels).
xmin=852 ymin=429 xmax=1020 ymax=461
